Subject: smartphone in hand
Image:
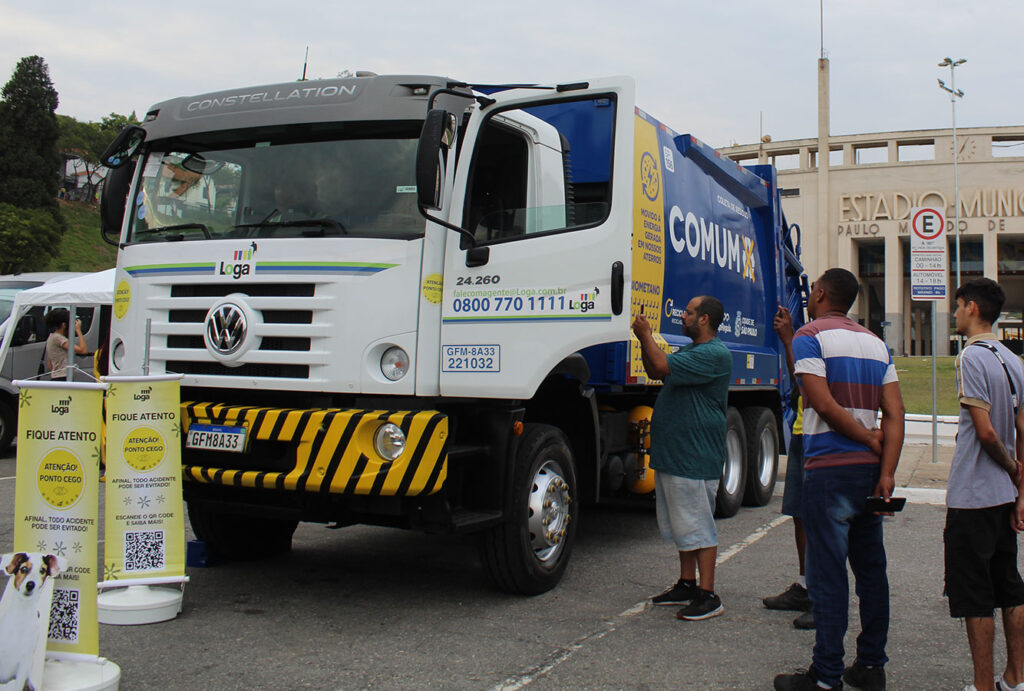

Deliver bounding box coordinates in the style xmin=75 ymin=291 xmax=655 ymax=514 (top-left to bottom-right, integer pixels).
xmin=864 ymin=496 xmax=906 ymax=513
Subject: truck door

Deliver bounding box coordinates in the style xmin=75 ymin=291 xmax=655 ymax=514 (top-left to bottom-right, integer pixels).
xmin=438 ymin=78 xmax=634 ymax=398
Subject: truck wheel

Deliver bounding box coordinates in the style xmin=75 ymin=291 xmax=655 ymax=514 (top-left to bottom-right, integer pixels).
xmin=187 ymin=502 xmax=298 ymax=560
xmin=480 ymin=423 xmax=577 ymax=595
xmin=0 ymin=399 xmax=14 ymax=456
xmin=715 ymin=407 xmax=746 ymax=518
xmin=742 ymin=407 xmax=779 ymax=507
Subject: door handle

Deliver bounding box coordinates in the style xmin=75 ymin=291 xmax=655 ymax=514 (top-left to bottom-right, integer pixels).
xmin=611 ymin=261 xmax=624 ymax=315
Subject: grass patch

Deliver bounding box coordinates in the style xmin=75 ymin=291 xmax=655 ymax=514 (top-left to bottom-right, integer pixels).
xmin=893 ymin=356 xmax=958 ymax=415
xmin=48 ymin=200 xmax=117 ymax=272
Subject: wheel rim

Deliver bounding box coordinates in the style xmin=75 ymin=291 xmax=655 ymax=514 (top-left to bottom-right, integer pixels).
xmin=723 ymin=428 xmax=743 ymax=495
xmin=527 ymin=459 xmax=571 ymax=563
xmin=757 ymin=427 xmax=776 ymax=486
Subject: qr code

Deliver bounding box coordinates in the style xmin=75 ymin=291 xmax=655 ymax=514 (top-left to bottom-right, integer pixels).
xmin=48 ymin=587 xmax=79 ymax=643
xmin=125 ymin=529 xmax=166 ymax=572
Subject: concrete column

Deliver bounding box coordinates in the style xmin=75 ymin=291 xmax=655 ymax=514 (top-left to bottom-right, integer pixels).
xmin=936 ymin=299 xmax=951 ymax=356
xmin=845 ymin=239 xmax=860 ymax=318
xmin=884 ymin=233 xmax=903 ymax=354
xmin=984 ymin=231 xmax=999 ymax=281
xmin=903 ymin=279 xmax=913 ymax=357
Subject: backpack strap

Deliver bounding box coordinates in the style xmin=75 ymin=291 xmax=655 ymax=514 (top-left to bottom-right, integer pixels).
xmin=970 ymin=341 xmax=1021 ymax=414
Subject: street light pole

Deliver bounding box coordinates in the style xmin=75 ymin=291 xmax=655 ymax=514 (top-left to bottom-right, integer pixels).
xmin=938 ymin=57 xmax=966 ymax=317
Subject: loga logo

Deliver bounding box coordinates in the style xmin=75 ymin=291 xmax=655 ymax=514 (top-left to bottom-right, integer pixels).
xmin=51 ymin=395 xmax=72 ymax=416
xmin=133 ymin=386 xmax=152 ymax=402
xmin=667 ymin=206 xmax=757 ymax=282
xmin=220 ymin=242 xmax=257 ymax=279
xmin=569 ymin=287 xmax=599 ymax=313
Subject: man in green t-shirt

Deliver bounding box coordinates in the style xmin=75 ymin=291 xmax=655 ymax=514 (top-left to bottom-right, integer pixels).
xmin=632 ymin=295 xmax=732 ymax=621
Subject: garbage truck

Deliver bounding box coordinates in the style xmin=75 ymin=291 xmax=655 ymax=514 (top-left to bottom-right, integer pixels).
xmin=98 ymin=74 xmax=806 ymax=594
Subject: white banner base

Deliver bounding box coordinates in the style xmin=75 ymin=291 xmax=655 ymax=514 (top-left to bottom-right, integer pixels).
xmin=97 ymin=585 xmax=183 ymax=625
xmin=42 ymin=656 xmax=120 ymax=691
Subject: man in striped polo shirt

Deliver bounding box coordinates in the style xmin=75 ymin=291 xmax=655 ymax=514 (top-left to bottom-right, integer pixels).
xmin=774 ymin=268 xmax=905 ymax=691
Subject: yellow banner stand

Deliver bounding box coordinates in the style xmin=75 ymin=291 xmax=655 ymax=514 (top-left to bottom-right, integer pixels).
xmin=97 ymin=374 xmax=187 ymax=625
xmin=11 ymin=380 xmax=120 ymax=690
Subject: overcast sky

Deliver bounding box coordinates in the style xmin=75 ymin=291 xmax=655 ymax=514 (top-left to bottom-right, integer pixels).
xmin=1 ymin=1 xmax=1018 ymax=148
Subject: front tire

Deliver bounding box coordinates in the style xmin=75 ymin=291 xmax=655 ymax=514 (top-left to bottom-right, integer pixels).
xmin=742 ymin=407 xmax=779 ymax=506
xmin=480 ymin=424 xmax=578 ymax=595
xmin=187 ymin=502 xmax=298 ymax=560
xmin=715 ymin=407 xmax=746 ymax=518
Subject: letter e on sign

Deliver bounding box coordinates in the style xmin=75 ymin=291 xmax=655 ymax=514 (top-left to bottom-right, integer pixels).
xmin=910 ymin=206 xmax=947 ymax=301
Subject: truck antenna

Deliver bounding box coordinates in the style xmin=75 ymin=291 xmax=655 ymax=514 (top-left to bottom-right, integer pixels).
xmin=300 ymin=46 xmax=309 ymax=81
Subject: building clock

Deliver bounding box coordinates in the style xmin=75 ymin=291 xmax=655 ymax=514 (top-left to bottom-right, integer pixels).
xmin=948 ymin=136 xmax=977 ymax=161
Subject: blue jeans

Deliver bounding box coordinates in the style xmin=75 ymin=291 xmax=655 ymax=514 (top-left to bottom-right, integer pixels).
xmin=802 ymin=464 xmax=889 ymax=687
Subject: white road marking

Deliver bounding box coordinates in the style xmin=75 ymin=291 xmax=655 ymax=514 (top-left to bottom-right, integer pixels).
xmin=492 ymin=515 xmax=792 ymax=691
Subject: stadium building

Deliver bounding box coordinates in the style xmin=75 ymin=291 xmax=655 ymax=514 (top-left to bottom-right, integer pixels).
xmin=720 ymin=61 xmax=1024 ymax=357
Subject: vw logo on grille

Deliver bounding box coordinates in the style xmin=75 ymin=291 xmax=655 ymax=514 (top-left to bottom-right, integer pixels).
xmin=205 ymin=302 xmax=247 ymax=356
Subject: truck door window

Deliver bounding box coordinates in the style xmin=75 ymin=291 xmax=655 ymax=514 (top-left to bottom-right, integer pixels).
xmin=465 ymin=96 xmax=614 ymax=244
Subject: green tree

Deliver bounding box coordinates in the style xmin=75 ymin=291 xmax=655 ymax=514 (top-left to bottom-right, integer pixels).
xmin=0 ymin=202 xmax=62 ymax=273
xmin=57 ymin=111 xmax=139 ymax=201
xmin=0 ymin=56 xmax=63 ymax=216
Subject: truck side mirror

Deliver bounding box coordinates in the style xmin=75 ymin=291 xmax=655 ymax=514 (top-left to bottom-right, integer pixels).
xmin=416 ymin=109 xmax=456 ymax=211
xmin=100 ymin=125 xmax=146 ymax=169
xmin=100 ymin=160 xmax=135 ymax=246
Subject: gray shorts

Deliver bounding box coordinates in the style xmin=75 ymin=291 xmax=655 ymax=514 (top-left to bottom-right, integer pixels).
xmin=655 ymin=472 xmax=719 ymax=551
xmin=781 ymin=434 xmax=804 ymax=518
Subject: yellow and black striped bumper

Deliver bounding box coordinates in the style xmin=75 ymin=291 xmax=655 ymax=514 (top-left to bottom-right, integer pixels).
xmin=180 ymin=403 xmax=448 ymax=497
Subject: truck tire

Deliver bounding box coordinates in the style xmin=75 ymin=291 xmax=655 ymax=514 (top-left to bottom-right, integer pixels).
xmin=742 ymin=407 xmax=779 ymax=507
xmin=0 ymin=399 xmax=14 ymax=456
xmin=480 ymin=423 xmax=577 ymax=595
xmin=715 ymin=407 xmax=746 ymax=518
xmin=187 ymin=501 xmax=298 ymax=560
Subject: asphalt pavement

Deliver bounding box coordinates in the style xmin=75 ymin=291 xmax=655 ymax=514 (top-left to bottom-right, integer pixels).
xmin=0 ymin=439 xmax=1005 ymax=690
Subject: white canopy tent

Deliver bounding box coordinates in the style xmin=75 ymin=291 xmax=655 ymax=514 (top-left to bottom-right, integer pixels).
xmin=0 ymin=268 xmax=116 ymax=376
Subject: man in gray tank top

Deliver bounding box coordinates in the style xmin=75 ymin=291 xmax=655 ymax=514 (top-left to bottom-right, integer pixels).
xmin=945 ymin=277 xmax=1024 ymax=691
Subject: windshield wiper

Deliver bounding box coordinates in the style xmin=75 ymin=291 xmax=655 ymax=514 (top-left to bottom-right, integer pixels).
xmin=232 ymin=218 xmax=347 ymax=236
xmin=134 ymin=223 xmax=212 ymax=239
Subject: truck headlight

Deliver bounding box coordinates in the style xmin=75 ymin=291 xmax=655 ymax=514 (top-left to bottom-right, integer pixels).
xmin=380 ymin=346 xmax=409 ymax=381
xmin=374 ymin=423 xmax=406 ymax=461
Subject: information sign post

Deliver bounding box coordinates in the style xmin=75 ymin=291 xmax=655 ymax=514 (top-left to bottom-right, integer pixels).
xmin=910 ymin=207 xmax=947 ymax=462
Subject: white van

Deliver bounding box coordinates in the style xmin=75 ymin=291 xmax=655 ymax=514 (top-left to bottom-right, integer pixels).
xmin=0 ymin=272 xmax=111 ymax=454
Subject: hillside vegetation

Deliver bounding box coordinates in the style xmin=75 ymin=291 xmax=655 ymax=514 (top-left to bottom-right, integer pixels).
xmin=48 ymin=200 xmax=117 ymax=272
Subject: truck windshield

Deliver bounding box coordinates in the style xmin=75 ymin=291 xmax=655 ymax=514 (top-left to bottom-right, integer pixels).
xmin=127 ymin=123 xmax=424 ymax=243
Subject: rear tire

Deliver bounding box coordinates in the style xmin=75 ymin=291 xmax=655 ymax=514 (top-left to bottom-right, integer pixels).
xmin=480 ymin=423 xmax=577 ymax=595
xmin=0 ymin=399 xmax=14 ymax=456
xmin=742 ymin=407 xmax=779 ymax=507
xmin=187 ymin=502 xmax=298 ymax=560
xmin=715 ymin=407 xmax=746 ymax=518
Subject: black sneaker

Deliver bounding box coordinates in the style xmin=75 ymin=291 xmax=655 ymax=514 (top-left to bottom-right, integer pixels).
xmin=763 ymin=582 xmax=812 ymax=611
xmin=774 ymin=666 xmax=843 ymax=690
xmin=842 ymin=662 xmax=885 ymax=690
xmin=793 ymin=610 xmax=815 ymax=629
xmin=676 ymin=590 xmax=723 ymax=620
xmin=650 ymin=579 xmax=699 ymax=606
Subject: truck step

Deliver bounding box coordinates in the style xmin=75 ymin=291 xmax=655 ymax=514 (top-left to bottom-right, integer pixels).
xmin=450 ymin=509 xmax=503 ymax=532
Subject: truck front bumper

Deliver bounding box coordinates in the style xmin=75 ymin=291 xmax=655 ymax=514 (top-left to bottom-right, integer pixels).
xmin=180 ymin=402 xmax=449 ymax=497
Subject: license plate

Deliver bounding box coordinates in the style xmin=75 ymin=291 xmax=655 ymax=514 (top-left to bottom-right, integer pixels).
xmin=186 ymin=424 xmax=247 ymax=453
